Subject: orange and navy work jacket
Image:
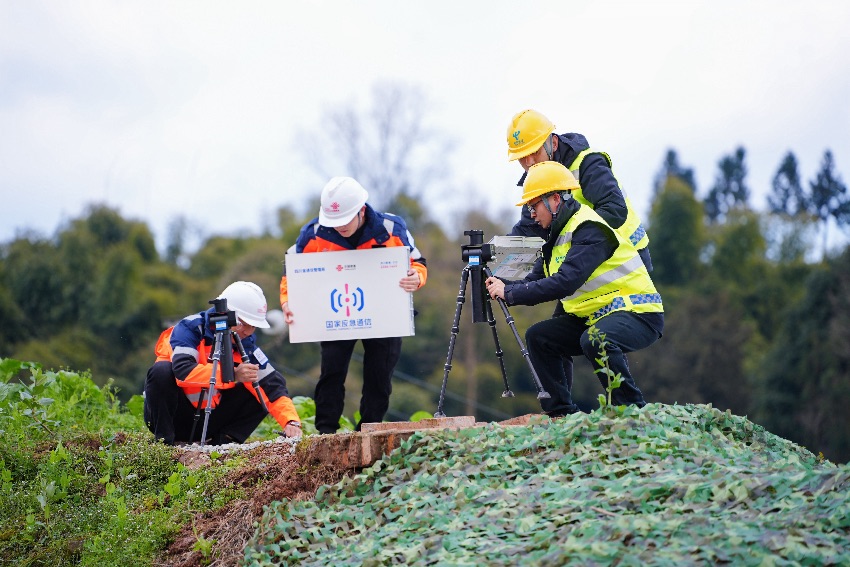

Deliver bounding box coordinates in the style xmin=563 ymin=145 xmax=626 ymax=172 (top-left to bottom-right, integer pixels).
xmin=279 ymin=203 xmax=427 ymax=305
xmin=154 ymin=308 xmax=300 ymax=426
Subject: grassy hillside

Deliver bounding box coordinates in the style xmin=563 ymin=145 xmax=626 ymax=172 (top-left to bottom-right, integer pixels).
xmin=2 ymin=359 xmax=848 ymax=566
xmin=0 ymin=359 xmax=270 ymax=566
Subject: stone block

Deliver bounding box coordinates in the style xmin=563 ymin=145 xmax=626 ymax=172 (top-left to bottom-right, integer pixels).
xmin=497 ymin=413 xmax=552 ymax=427
xmin=360 ymin=415 xmax=476 ymax=434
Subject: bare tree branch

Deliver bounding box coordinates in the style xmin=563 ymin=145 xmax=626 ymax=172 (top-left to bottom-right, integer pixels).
xmin=295 ymin=81 xmax=452 ymax=211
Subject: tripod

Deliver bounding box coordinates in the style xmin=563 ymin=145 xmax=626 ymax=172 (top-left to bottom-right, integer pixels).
xmin=188 ymin=297 xmax=268 ymax=446
xmin=434 ymin=231 xmax=550 ymax=418
xmin=188 ymin=328 xmax=269 ymax=445
xmin=197 ymin=321 xmax=228 ymax=446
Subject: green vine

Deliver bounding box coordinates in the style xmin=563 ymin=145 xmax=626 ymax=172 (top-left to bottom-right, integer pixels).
xmin=587 ymin=326 xmax=624 ymax=409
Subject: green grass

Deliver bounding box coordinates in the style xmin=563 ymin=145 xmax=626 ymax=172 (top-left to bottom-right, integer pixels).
xmin=0 ymin=358 xmax=248 ymax=566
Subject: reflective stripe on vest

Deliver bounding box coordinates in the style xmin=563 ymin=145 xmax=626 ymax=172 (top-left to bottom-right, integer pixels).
xmin=568 ymin=149 xmax=649 ymax=251
xmin=563 ymin=255 xmax=646 ymax=301
xmin=184 ymin=389 xmax=205 ymax=404
xmin=591 ymin=293 xmax=663 ymax=321
xmin=545 ymin=205 xmax=662 ymax=324
xmin=172 ymin=345 xmax=199 ymax=359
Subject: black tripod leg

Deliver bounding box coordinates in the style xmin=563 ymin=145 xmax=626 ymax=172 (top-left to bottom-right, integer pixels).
xmin=435 ymin=266 xmax=470 ymax=418
xmin=189 ymin=388 xmax=207 ymax=442
xmin=484 ymin=267 xmax=551 ymax=400
xmin=200 ymin=332 xmax=224 ymax=446
xmin=483 ymin=296 xmax=514 ymax=398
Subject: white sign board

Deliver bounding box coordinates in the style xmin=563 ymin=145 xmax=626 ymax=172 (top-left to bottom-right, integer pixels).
xmin=285 ymin=247 xmax=415 ymax=343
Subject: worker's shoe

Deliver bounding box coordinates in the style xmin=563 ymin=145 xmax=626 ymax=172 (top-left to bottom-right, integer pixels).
xmin=544 ymin=405 xmax=580 ymax=419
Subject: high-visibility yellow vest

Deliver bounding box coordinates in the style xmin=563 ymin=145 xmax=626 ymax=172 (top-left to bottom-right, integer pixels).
xmin=545 ymin=205 xmax=662 ymax=325
xmin=568 ymin=149 xmax=649 ymax=251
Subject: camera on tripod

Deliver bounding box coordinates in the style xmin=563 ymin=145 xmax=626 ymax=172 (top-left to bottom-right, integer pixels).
xmin=208 ymin=297 xmax=236 ymax=384
xmin=434 ymin=228 xmax=551 ymax=417
xmin=209 ymin=298 xmax=238 ymax=331
xmin=461 ymin=229 xmax=495 ymax=264
xmin=461 ymin=230 xmax=495 ymax=324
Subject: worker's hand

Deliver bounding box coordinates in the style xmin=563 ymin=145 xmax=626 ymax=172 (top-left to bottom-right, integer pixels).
xmin=399 ymin=269 xmax=421 ymax=292
xmin=283 ymin=422 xmax=302 ymax=438
xmin=485 ymin=276 xmax=506 ymax=300
xmin=234 ymin=362 xmax=260 ymax=383
xmin=282 ymin=301 xmax=294 ymax=324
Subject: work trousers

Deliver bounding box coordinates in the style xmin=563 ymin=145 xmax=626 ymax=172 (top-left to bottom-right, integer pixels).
xmin=525 ymin=311 xmax=662 ymax=416
xmin=143 ymin=360 xmax=267 ymax=445
xmin=315 ymin=337 xmax=402 ymax=434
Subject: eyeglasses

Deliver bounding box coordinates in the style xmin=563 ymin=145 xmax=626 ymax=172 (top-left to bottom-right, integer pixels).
xmin=525 ymin=198 xmax=544 ymax=214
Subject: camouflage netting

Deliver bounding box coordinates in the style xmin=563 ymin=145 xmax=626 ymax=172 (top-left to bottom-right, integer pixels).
xmin=245 ymin=404 xmax=850 ymax=566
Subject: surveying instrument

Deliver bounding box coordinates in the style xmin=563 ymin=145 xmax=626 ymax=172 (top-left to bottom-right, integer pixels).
xmin=434 ymin=230 xmax=550 ymax=418
xmin=189 ymin=297 xmax=269 ymax=446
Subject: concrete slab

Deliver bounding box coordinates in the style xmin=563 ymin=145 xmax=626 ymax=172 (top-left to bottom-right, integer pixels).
xmin=360 ymin=415 xmax=476 ymax=434
xmin=497 ymin=413 xmax=552 ymax=427
xmin=304 ymin=414 xmax=554 ymax=470
xmin=304 ymin=430 xmax=419 ymax=469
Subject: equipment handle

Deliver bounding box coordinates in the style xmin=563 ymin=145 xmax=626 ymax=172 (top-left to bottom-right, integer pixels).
xmin=232 ymin=331 xmax=269 ymax=412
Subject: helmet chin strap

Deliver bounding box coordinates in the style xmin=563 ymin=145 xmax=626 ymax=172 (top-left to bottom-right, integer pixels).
xmin=542 ymin=135 xmax=554 ymax=160
xmin=544 ymin=192 xmax=565 ymax=220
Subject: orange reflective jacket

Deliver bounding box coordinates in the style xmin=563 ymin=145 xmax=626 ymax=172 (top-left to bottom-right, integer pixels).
xmin=154 ymin=324 xmax=299 ymax=427
xmin=280 ymin=204 xmax=427 ymax=305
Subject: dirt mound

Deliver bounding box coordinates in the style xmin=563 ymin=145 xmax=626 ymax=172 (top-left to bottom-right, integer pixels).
xmin=157 ymin=442 xmax=354 ymax=567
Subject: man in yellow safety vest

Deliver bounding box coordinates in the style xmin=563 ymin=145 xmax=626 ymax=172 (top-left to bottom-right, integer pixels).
xmin=506 ymin=109 xmax=652 ymax=272
xmin=486 ymin=162 xmax=663 ymax=416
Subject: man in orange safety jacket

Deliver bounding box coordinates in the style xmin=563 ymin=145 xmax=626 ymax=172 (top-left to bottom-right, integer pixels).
xmin=144 ymin=281 xmax=301 ymax=445
xmin=279 ymin=176 xmax=427 ymax=434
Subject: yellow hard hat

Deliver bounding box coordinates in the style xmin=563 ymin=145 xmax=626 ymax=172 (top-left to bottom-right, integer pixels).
xmin=515 ymin=162 xmax=580 ymax=206
xmin=506 ymin=109 xmax=556 ymax=161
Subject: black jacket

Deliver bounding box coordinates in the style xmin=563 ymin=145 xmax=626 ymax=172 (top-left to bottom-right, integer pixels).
xmin=510 ymin=132 xmax=653 ymax=272
xmin=510 ymin=132 xmax=629 ymax=237
xmin=504 ymin=199 xmax=618 ymax=307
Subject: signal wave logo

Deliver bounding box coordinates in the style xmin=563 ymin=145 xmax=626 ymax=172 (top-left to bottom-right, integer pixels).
xmin=330 ymin=283 xmax=365 ymax=317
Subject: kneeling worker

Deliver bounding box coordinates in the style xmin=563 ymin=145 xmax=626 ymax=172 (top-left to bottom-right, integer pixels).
xmin=485 ymin=162 xmax=663 ymax=416
xmin=144 ymin=281 xmax=302 ymax=445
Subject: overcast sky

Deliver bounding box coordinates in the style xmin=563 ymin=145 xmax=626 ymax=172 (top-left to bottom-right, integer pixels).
xmin=2 ymin=1 xmax=849 ymax=251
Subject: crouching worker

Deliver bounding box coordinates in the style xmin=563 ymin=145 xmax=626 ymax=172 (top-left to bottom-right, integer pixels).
xmin=485 ymin=162 xmax=663 ymax=417
xmin=144 ymin=281 xmax=302 ymax=445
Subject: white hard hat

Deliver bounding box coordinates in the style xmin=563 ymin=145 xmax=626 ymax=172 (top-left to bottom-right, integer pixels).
xmin=319 ymin=177 xmax=368 ymax=227
xmin=217 ymin=281 xmax=270 ymax=328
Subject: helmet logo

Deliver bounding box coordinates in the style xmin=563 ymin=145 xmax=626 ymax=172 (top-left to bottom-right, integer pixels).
xmin=512 ymin=130 xmax=523 ymax=147
xmin=327 ymin=201 xmax=341 ymax=213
